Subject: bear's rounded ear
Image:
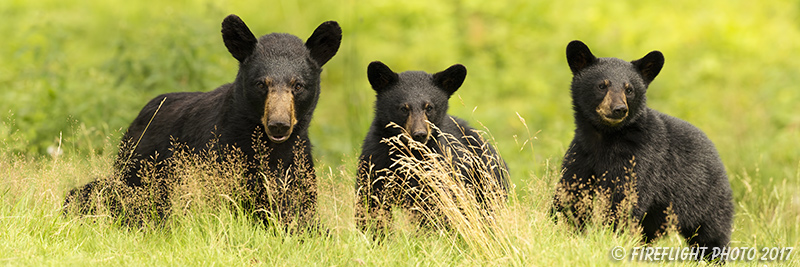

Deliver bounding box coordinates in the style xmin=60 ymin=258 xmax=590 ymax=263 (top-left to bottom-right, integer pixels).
xmin=306 ymin=21 xmax=342 ymax=67
xmin=566 ymin=40 xmax=597 ymax=74
xmin=433 ymin=64 xmax=467 ymax=96
xmin=631 ymin=51 xmax=664 ymax=85
xmin=367 ymin=61 xmax=398 ymax=93
xmin=221 ymin=14 xmax=258 ymax=63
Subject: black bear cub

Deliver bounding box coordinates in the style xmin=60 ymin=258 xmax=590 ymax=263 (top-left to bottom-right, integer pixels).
xmin=356 ymin=61 xmax=509 ymax=232
xmin=64 ymin=14 xmax=342 ymax=228
xmin=553 ymin=40 xmax=733 ymax=261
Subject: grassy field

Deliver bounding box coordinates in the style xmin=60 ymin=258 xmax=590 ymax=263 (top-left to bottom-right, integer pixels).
xmin=2 ymin=0 xmax=799 ymax=265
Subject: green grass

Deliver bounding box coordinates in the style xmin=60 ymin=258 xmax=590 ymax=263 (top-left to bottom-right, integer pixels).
xmin=2 ymin=0 xmax=799 ymax=265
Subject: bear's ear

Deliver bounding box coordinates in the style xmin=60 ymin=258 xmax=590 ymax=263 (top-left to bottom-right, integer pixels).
xmin=631 ymin=51 xmax=664 ymax=85
xmin=367 ymin=61 xmax=398 ymax=93
xmin=433 ymin=64 xmax=467 ymax=96
xmin=305 ymin=21 xmax=342 ymax=67
xmin=566 ymin=40 xmax=597 ymax=74
xmin=221 ymin=14 xmax=258 ymax=63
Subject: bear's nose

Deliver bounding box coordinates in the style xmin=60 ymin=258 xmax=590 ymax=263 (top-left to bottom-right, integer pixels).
xmin=411 ymin=130 xmax=428 ymax=143
xmin=611 ymin=105 xmax=628 ymax=118
xmin=268 ymin=121 xmax=291 ymax=136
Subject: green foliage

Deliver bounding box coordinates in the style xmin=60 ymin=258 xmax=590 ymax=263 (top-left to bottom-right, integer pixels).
xmin=1 ymin=0 xmax=799 ymax=265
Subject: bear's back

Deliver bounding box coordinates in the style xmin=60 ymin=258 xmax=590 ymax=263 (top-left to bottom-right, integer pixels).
xmin=649 ymin=109 xmax=727 ymax=181
xmin=122 ymin=85 xmax=234 ymax=162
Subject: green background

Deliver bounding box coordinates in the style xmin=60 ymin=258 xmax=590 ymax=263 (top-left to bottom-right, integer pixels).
xmin=1 ymin=0 xmax=798 ymax=265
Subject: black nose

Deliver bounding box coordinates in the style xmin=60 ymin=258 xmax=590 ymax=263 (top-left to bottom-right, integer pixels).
xmin=611 ymin=105 xmax=628 ymax=118
xmin=411 ymin=130 xmax=428 ymax=142
xmin=267 ymin=121 xmax=291 ymax=135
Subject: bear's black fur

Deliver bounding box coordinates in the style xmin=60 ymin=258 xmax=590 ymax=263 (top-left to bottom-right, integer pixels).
xmin=64 ymin=14 xmax=342 ymax=228
xmin=553 ymin=40 xmax=733 ymax=261
xmin=355 ymin=61 xmax=509 ymax=232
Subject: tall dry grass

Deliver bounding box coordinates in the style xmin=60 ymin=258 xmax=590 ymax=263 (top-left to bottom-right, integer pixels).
xmin=363 ymin=121 xmax=516 ymax=261
xmin=62 ymin=133 xmax=321 ymax=233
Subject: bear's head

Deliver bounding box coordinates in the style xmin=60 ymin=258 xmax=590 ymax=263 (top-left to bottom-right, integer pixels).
xmin=367 ymin=61 xmax=467 ymax=144
xmin=566 ymin=40 xmax=664 ymax=129
xmin=221 ymin=14 xmax=341 ymax=143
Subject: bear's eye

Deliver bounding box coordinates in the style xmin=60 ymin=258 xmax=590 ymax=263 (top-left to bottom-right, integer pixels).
xmin=625 ymin=87 xmax=634 ymax=95
xmin=256 ymin=81 xmax=267 ymax=89
xmin=597 ymin=83 xmax=607 ymax=90
xmin=425 ymin=104 xmax=433 ymax=112
xmin=399 ymin=105 xmax=409 ymax=113
xmin=293 ymin=82 xmax=304 ymax=92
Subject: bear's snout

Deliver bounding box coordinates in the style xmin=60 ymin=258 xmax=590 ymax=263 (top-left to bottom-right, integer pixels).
xmin=596 ymin=89 xmax=628 ymax=125
xmin=263 ymin=87 xmax=297 ymax=143
xmin=268 ymin=121 xmax=291 ymax=139
xmin=404 ymin=111 xmax=431 ymax=144
xmin=610 ymin=104 xmax=628 ymax=119
xmin=411 ymin=129 xmax=429 ymax=143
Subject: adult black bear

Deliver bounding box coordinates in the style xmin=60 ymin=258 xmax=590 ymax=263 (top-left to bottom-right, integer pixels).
xmin=553 ymin=40 xmax=733 ymax=261
xmin=64 ymin=14 xmax=342 ymax=228
xmin=355 ymin=61 xmax=509 ymax=232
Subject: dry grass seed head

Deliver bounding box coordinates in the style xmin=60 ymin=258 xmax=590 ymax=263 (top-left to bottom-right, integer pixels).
xmin=380 ymin=121 xmax=512 ymax=260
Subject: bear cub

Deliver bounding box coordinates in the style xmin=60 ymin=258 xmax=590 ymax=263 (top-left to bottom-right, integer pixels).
xmin=64 ymin=14 xmax=342 ymax=228
xmin=553 ymin=40 xmax=733 ymax=261
xmin=356 ymin=61 xmax=509 ymax=232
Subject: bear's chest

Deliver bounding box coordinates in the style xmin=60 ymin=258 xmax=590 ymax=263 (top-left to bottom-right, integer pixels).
xmin=576 ymin=132 xmax=652 ymax=184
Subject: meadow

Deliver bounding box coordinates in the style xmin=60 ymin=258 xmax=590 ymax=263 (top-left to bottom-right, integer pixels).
xmin=1 ymin=0 xmax=798 ymax=265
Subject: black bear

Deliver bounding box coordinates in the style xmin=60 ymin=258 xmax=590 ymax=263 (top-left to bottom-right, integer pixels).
xmin=64 ymin=14 xmax=342 ymax=228
xmin=355 ymin=61 xmax=509 ymax=232
xmin=552 ymin=40 xmax=733 ymax=261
